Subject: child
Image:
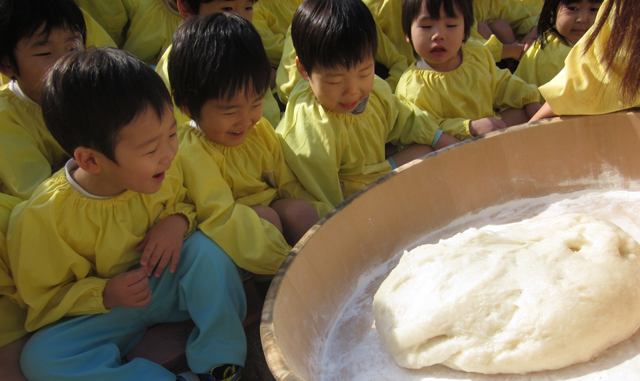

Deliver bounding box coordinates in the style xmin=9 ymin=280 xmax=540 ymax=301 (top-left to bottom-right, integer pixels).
xmin=170 ymin=14 xmax=329 ymax=249
xmin=75 ymin=0 xmax=128 ymax=47
xmin=532 ymin=0 xmax=640 ymax=119
xmin=277 ymin=0 xmax=458 ymax=209
xmin=154 ymin=0 xmax=282 ymax=129
xmin=9 ymin=48 xmax=246 ymax=381
xmin=252 ymin=0 xmax=303 ymax=70
xmin=515 ymin=0 xmax=602 ymax=99
xmin=0 ymin=0 xmax=86 ymax=200
xmin=122 ymin=0 xmax=184 ymax=65
xmin=274 ymin=1 xmax=409 ymax=104
xmin=0 ymin=193 xmax=29 ymax=381
xmin=396 ymin=0 xmax=542 ymax=137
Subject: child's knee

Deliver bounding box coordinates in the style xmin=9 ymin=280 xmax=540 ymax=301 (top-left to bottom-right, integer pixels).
xmin=271 ymin=198 xmax=318 ymax=225
xmin=250 ymin=204 xmax=283 ymax=232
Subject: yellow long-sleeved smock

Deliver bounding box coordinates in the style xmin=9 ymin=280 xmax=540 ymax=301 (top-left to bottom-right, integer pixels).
xmin=0 ymin=193 xmax=27 ymax=347
xmin=122 ymin=0 xmax=182 ymax=66
xmin=76 ymin=0 xmax=128 ymax=47
xmin=155 ymin=45 xmax=282 ymax=129
xmin=395 ymin=40 xmax=540 ymax=136
xmin=177 ymin=130 xmax=294 ymax=275
xmin=362 ymin=0 xmax=415 ymax=65
xmin=276 ymin=76 xmax=439 ymax=208
xmin=6 ymin=160 xmax=197 ymax=332
xmin=252 ymin=0 xmax=304 ymax=68
xmin=0 ymin=83 xmax=70 ymax=200
xmin=539 ymin=0 xmax=640 ymax=115
xmin=514 ymin=34 xmax=571 ymax=102
xmin=275 ymin=23 xmax=408 ymax=104
xmin=474 ymin=0 xmax=541 ymax=38
xmin=182 ymin=119 xmax=331 ymax=217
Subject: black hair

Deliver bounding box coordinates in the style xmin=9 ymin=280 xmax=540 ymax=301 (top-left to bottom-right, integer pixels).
xmin=402 ymin=0 xmax=474 ymax=44
xmin=41 ymin=48 xmax=172 ymax=163
xmin=536 ymin=0 xmax=603 ymax=49
xmin=181 ymin=0 xmax=258 ymax=15
xmin=291 ymin=0 xmax=378 ymax=74
xmin=169 ymin=13 xmax=270 ymax=121
xmin=0 ymin=0 xmax=86 ymax=77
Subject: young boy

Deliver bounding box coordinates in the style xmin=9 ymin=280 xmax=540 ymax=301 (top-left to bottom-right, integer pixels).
xmin=277 ymin=0 xmax=460 ymax=209
xmin=154 ymin=0 xmax=281 ymax=129
xmin=169 ymin=14 xmax=329 ymax=252
xmin=9 ymin=48 xmax=246 ymax=381
xmin=0 ymin=0 xmax=86 ymax=200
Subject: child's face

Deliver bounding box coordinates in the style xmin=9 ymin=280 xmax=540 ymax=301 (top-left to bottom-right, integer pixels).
xmin=199 ymin=0 xmax=255 ymax=22
xmin=0 ymin=25 xmax=82 ymax=104
xmin=410 ymin=2 xmax=465 ymax=72
xmin=299 ymin=56 xmax=376 ymax=114
xmin=99 ymin=105 xmax=178 ymax=195
xmin=556 ymin=1 xmax=602 ymax=45
xmin=196 ymin=88 xmax=263 ymax=147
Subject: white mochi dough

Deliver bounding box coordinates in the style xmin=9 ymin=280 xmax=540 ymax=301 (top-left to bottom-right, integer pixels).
xmin=373 ymin=213 xmax=640 ymax=374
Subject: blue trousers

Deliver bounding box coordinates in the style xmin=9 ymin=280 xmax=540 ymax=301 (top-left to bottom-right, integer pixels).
xmin=21 ymin=232 xmax=247 ymax=381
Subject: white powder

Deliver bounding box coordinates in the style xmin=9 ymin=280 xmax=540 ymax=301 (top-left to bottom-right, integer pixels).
xmin=320 ymin=189 xmax=640 ymax=380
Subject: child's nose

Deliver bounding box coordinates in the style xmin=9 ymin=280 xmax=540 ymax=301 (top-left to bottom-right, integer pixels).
xmin=431 ymin=27 xmax=444 ymax=40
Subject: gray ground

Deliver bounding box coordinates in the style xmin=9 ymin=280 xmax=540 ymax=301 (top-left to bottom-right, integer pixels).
xmin=242 ymin=320 xmax=276 ymax=381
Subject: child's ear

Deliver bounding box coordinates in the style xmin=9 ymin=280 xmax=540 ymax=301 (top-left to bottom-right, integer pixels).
xmin=296 ymin=57 xmax=310 ymax=81
xmin=176 ymin=0 xmax=195 ymax=18
xmin=405 ymin=35 xmax=412 ymax=45
xmin=0 ymin=56 xmax=15 ymax=78
xmin=74 ymin=147 xmax=102 ymax=175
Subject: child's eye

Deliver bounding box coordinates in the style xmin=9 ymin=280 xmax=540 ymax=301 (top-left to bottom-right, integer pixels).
xmin=147 ymin=148 xmax=157 ymax=155
xmin=169 ymin=132 xmax=177 ymax=138
xmin=222 ymin=7 xmax=233 ymax=11
xmin=34 ymin=52 xmax=51 ymax=57
xmin=566 ymin=6 xmax=579 ymax=11
xmin=420 ymin=25 xmax=432 ymax=29
xmin=246 ymin=6 xmax=253 ymax=11
xmin=447 ymin=24 xmax=458 ymax=28
xmin=252 ymin=102 xmax=263 ymax=108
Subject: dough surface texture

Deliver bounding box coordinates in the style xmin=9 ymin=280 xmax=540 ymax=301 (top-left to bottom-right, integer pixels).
xmin=373 ymin=213 xmax=640 ymax=374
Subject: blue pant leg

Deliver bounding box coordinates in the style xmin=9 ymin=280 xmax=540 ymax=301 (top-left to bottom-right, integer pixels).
xmin=178 ymin=231 xmax=247 ymax=373
xmin=20 ymin=309 xmax=177 ymax=381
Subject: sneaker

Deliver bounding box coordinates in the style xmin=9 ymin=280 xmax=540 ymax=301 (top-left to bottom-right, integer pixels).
xmin=176 ymin=365 xmax=243 ymax=381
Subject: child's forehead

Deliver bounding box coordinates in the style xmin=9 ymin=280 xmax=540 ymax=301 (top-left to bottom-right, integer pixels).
xmin=417 ymin=2 xmax=462 ymax=20
xmin=314 ymin=57 xmax=376 ymax=76
xmin=18 ymin=24 xmax=79 ymax=48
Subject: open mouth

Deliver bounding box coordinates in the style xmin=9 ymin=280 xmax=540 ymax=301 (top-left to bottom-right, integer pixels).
xmin=340 ymin=100 xmax=359 ymax=110
xmin=152 ymin=172 xmax=165 ymax=182
xmin=228 ymin=130 xmax=246 ymax=138
xmin=431 ymin=46 xmax=447 ymax=54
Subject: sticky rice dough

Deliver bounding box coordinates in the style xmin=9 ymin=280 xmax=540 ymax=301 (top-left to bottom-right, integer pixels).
xmin=373 ymin=213 xmax=640 ymax=374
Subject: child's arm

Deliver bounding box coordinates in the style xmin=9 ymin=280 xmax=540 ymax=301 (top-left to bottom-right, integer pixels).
xmin=275 ymin=26 xmax=297 ymax=104
xmin=253 ymin=7 xmax=286 ymax=69
xmin=136 ymin=213 xmax=189 ymax=277
xmin=375 ymin=23 xmax=409 ymax=93
xmin=487 ymin=48 xmax=541 ymax=110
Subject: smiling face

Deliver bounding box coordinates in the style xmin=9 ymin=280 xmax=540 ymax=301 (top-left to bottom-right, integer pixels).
xmin=195 ymin=88 xmax=263 ymax=147
xmin=556 ymin=1 xmax=602 ymax=45
xmin=409 ymin=2 xmax=465 ymax=72
xmin=298 ymin=56 xmax=375 ymax=114
xmin=95 ymin=105 xmax=178 ymax=196
xmin=0 ymin=24 xmax=82 ymax=104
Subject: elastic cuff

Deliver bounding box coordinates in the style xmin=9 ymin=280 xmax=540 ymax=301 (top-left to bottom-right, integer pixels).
xmin=431 ymin=129 xmax=443 ymax=148
xmin=387 ymin=157 xmax=397 ymax=170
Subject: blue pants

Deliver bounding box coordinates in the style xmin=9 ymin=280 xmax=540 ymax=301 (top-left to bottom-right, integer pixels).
xmin=21 ymin=232 xmax=247 ymax=381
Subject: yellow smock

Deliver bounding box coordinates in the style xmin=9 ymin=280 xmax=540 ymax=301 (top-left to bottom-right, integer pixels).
xmin=76 ymin=0 xmax=128 ymax=47
xmin=539 ymin=0 xmax=640 ymax=115
xmin=362 ymin=0 xmax=416 ymax=65
xmin=6 ymin=159 xmax=197 ymax=332
xmin=0 ymin=83 xmax=70 ymax=200
xmin=253 ymin=0 xmax=304 ymax=68
xmin=514 ymin=34 xmax=571 ymax=102
xmin=395 ymin=40 xmax=540 ymax=137
xmin=276 ymin=76 xmax=439 ymax=208
xmin=122 ymin=0 xmax=183 ymax=66
xmin=177 ymin=131 xmax=294 ymax=275
xmin=0 ymin=193 xmax=27 ymax=347
xmin=155 ymin=45 xmax=282 ymax=129
xmin=474 ymin=0 xmax=541 ymax=38
xmin=275 ymin=23 xmax=408 ymax=104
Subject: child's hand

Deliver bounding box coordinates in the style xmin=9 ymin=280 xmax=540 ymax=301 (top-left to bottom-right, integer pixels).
xmin=433 ymin=134 xmax=460 ymax=150
xmin=103 ymin=267 xmax=151 ymax=309
xmin=521 ymin=27 xmax=537 ymax=52
xmin=136 ymin=214 xmax=189 ymax=277
xmin=469 ymin=117 xmax=507 ymax=136
xmin=524 ymin=102 xmax=543 ymax=119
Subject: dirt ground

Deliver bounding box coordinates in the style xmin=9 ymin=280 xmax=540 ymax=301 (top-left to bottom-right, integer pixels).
xmin=242 ymin=320 xmax=276 ymax=381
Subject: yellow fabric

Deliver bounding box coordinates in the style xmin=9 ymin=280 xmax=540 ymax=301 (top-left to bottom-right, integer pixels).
xmin=0 ymin=193 xmax=27 ymax=347
xmin=362 ymin=0 xmax=416 ymax=65
xmin=76 ymin=0 xmax=128 ymax=47
xmin=539 ymin=1 xmax=640 ymax=115
xmin=395 ymin=40 xmax=540 ymax=137
xmin=177 ymin=130 xmax=293 ymax=275
xmin=514 ymin=34 xmax=571 ymax=102
xmin=469 ymin=28 xmax=504 ymax=63
xmin=183 ymin=119 xmax=331 ymax=218
xmin=155 ymin=45 xmax=281 ymax=129
xmin=6 ymin=160 xmax=197 ymax=332
xmin=82 ymin=9 xmax=118 ymax=49
xmin=474 ymin=0 xmax=542 ymax=38
xmin=275 ymin=23 xmax=408 ymax=104
xmin=253 ymin=0 xmax=304 ymax=68
xmin=0 ymin=84 xmax=70 ymax=200
xmin=122 ymin=0 xmax=183 ymax=66
xmin=277 ymin=76 xmax=438 ymax=208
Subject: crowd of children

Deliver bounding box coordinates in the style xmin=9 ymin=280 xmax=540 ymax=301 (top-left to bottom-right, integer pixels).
xmin=0 ymin=0 xmax=638 ymax=380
